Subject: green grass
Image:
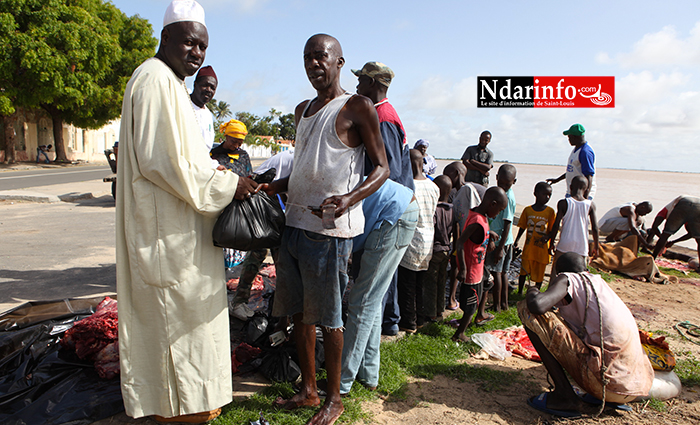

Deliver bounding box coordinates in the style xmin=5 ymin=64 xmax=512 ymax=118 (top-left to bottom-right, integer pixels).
xmin=377 ymin=291 xmax=531 ymax=395
xmin=212 ymin=380 xmax=372 ymax=425
xmin=674 ymin=352 xmax=700 ymax=387
xmin=646 ymin=397 xmax=668 ymax=413
xmin=212 ymin=291 xmax=534 ymax=424
xmin=588 ymin=265 xmax=618 ymax=283
xmin=658 ymin=266 xmax=700 ymax=279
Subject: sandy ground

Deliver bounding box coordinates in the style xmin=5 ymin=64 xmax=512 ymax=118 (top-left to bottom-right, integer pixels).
xmin=363 ymin=271 xmax=700 ymax=425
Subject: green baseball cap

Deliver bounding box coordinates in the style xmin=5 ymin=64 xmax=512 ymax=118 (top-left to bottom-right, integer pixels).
xmin=563 ymin=123 xmax=585 ymax=136
xmin=351 ymin=61 xmax=394 ymax=87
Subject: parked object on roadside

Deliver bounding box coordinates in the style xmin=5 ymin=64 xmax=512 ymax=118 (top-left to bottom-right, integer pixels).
xmin=102 ymin=142 xmax=118 ymax=199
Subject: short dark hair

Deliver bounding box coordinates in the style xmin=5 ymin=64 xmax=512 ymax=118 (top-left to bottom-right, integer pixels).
xmin=535 ymin=181 xmax=551 ymax=193
xmin=556 ymin=252 xmax=586 ymax=273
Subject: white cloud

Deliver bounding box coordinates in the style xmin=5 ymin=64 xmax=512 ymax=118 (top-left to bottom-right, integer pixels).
xmin=405 ymin=76 xmax=476 ymax=110
xmin=597 ymin=22 xmax=700 ymax=68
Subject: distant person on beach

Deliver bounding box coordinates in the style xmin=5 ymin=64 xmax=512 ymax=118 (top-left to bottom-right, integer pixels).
xmin=648 ymin=195 xmax=700 ymax=271
xmin=547 ymin=124 xmax=596 ymax=200
xmin=519 ymin=252 xmax=653 ymax=418
xmin=542 ymin=176 xmax=599 ymax=279
xmin=598 ymin=201 xmax=653 ymax=248
xmin=461 ymin=130 xmax=494 ymax=187
xmin=414 ymin=139 xmax=437 ymax=176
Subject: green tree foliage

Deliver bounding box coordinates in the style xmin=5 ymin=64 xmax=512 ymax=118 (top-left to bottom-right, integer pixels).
xmin=206 ymin=99 xmax=232 ymax=122
xmin=209 ymin=107 xmax=294 ymax=151
xmin=233 ymin=108 xmax=295 ymax=144
xmin=0 ymin=0 xmax=157 ymax=161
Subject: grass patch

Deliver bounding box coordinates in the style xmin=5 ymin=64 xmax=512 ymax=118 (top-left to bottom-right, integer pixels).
xmin=588 ymin=265 xmax=617 ymax=283
xmin=213 ymin=292 xmax=533 ymax=424
xmin=378 ymin=292 xmax=530 ymax=396
xmin=646 ymin=397 xmax=668 ymax=413
xmin=212 ymin=381 xmax=372 ymax=425
xmin=658 ymin=266 xmax=700 ymax=279
xmin=675 ymin=353 xmax=700 ymax=387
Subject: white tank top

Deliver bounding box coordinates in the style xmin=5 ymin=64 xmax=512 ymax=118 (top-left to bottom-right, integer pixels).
xmin=557 ymin=197 xmax=592 ymax=256
xmin=285 ymin=93 xmax=365 ymax=238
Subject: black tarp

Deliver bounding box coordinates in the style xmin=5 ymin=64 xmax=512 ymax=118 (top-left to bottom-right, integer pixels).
xmin=0 ymin=297 xmax=124 ymax=425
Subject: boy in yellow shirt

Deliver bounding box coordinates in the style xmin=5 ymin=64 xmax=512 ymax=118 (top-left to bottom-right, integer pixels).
xmin=514 ymin=182 xmax=556 ymax=294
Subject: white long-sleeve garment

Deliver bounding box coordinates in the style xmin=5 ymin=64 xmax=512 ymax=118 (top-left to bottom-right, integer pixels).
xmin=116 ymin=58 xmax=238 ymax=418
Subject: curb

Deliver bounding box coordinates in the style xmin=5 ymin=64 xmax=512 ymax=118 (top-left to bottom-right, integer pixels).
xmin=0 ymin=192 xmax=61 ymax=203
xmin=0 ymin=191 xmax=110 ymax=203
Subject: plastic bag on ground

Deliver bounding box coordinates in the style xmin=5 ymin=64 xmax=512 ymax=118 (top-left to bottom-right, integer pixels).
xmin=642 ymin=370 xmax=682 ymax=401
xmin=471 ymin=332 xmax=512 ymax=361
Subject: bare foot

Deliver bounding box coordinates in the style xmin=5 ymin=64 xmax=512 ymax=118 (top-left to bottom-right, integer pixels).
xmin=500 ymin=303 xmax=509 ymax=311
xmin=451 ymin=333 xmax=470 ymax=343
xmin=274 ymin=392 xmax=321 ymax=410
xmin=307 ymin=399 xmax=344 ymax=425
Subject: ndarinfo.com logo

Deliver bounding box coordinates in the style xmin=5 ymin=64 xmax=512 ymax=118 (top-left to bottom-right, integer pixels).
xmin=477 ymin=76 xmax=615 ymax=108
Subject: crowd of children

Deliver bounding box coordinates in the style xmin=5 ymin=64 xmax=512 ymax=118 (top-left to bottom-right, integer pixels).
xmin=394 ymin=148 xmax=604 ymax=343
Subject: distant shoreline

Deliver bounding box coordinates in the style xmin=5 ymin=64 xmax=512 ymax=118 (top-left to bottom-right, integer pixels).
xmin=433 ymin=159 xmax=700 ymax=175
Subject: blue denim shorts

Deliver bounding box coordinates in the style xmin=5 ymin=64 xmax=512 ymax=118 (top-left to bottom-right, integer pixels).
xmin=485 ymin=243 xmax=513 ymax=273
xmin=272 ymin=226 xmax=352 ymax=329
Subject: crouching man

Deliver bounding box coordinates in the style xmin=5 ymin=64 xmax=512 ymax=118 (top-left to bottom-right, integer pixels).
xmin=518 ymin=252 xmax=653 ymax=418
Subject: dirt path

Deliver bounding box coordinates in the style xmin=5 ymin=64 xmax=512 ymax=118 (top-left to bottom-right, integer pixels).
xmin=365 ymin=275 xmax=700 ymax=424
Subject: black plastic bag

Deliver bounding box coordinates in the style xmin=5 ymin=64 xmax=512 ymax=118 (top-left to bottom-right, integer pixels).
xmin=258 ymin=348 xmax=301 ymax=383
xmin=244 ymin=313 xmax=271 ymax=347
xmin=212 ymin=190 xmax=285 ymax=251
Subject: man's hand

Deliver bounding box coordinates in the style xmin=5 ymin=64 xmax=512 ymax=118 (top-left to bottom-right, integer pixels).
xmin=321 ymin=194 xmax=352 ymax=217
xmin=493 ymin=245 xmax=504 ymax=262
xmin=216 ymin=165 xmax=226 ymax=171
xmin=457 ymin=267 xmax=467 ymax=283
xmin=234 ymin=176 xmax=259 ymax=200
xmin=589 ymin=243 xmax=598 ymax=259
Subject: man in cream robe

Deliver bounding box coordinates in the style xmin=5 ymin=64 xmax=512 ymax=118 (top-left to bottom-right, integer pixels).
xmin=116 ymin=1 xmax=256 ymax=419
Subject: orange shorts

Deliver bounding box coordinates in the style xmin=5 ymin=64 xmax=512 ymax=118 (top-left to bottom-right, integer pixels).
xmin=519 ymin=259 xmax=547 ymax=282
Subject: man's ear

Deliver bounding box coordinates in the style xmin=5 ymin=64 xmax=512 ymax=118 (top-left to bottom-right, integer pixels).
xmin=337 ymin=56 xmax=345 ymax=68
xmin=160 ymin=27 xmax=170 ymax=47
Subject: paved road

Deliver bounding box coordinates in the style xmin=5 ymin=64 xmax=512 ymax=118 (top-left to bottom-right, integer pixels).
xmin=0 ymin=165 xmax=112 ymax=191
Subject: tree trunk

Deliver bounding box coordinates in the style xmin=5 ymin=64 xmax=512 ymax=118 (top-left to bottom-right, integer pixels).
xmin=3 ymin=114 xmax=17 ymax=164
xmin=50 ymin=113 xmax=68 ymax=162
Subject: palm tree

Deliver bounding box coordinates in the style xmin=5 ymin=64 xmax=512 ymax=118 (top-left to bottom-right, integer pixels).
xmin=207 ymin=99 xmax=232 ymax=121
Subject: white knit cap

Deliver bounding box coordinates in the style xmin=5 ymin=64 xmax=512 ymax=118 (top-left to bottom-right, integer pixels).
xmin=163 ymin=0 xmax=206 ymax=28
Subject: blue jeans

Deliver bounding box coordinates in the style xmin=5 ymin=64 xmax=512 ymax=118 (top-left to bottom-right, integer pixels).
xmin=36 ymin=149 xmax=50 ymax=163
xmin=340 ymin=202 xmax=418 ymax=393
xmin=273 ymin=227 xmax=352 ymax=329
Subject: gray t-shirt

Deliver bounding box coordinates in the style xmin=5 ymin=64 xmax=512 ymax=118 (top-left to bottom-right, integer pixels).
xmin=461 ymin=145 xmax=493 ymax=186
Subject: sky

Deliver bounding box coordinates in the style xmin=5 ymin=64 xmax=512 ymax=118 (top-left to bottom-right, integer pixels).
xmin=111 ymin=0 xmax=700 ymax=173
